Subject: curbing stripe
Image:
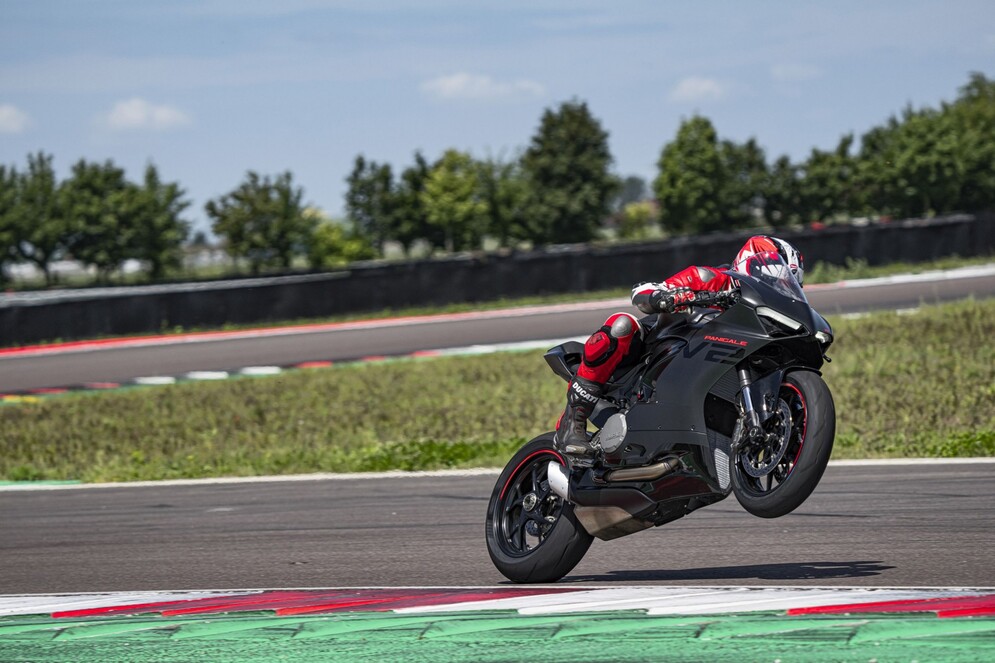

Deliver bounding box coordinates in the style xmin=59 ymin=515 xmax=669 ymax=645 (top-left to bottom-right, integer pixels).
xmin=133 ymin=376 xmax=177 ymax=385
xmin=184 ymin=370 xmax=229 ymax=380
xmin=238 ymin=366 xmax=282 ymax=376
xmin=3 ymin=586 xmax=995 ymax=619
xmin=0 ymin=336 xmax=588 ymax=401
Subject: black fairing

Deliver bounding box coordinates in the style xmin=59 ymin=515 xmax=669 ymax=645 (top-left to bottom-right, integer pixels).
xmin=542 ymin=267 xmax=830 ymax=534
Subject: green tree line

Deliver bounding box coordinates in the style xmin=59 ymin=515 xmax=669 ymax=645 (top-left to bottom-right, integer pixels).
xmin=0 ymin=155 xmax=191 ymax=285
xmin=2 ymin=73 xmax=993 ymax=286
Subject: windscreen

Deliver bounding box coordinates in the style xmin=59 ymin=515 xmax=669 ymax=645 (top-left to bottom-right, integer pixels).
xmin=734 ymin=251 xmax=807 ymax=302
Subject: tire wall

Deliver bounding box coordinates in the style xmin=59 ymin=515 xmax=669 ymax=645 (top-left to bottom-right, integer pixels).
xmin=2 ymin=213 xmax=993 ymax=345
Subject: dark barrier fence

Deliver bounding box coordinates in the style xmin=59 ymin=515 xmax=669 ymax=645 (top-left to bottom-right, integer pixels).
xmin=2 ymin=213 xmax=993 ymax=345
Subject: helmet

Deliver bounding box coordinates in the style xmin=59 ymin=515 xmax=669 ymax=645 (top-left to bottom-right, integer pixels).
xmin=734 ymin=236 xmax=805 ymax=286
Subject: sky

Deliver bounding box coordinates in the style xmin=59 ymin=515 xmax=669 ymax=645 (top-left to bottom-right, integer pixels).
xmin=2 ymin=1 xmax=994 ymax=234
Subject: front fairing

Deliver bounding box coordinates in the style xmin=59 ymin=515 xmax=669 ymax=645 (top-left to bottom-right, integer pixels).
xmin=731 ymin=272 xmax=820 ymax=336
xmin=732 ymin=251 xmax=807 ymax=302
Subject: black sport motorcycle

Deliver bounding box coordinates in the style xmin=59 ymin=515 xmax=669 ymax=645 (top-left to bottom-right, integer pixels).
xmin=485 ymin=253 xmax=836 ymax=583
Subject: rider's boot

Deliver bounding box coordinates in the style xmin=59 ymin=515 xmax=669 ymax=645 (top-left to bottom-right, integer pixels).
xmin=554 ymin=376 xmax=603 ymax=457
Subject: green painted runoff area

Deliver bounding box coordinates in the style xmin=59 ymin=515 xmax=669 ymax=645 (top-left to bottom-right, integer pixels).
xmin=2 ymin=610 xmax=994 ymax=662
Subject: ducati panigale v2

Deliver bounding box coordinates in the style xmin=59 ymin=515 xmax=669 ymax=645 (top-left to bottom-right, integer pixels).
xmin=485 ymin=253 xmax=837 ymax=583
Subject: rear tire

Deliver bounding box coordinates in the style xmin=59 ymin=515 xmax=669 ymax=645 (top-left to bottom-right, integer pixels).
xmin=485 ymin=434 xmax=593 ymax=583
xmin=732 ymin=370 xmax=835 ymax=518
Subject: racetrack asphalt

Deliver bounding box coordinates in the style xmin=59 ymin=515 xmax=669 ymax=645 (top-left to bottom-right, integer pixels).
xmin=2 ymin=268 xmax=994 ymax=392
xmin=2 ymin=463 xmax=992 ymax=593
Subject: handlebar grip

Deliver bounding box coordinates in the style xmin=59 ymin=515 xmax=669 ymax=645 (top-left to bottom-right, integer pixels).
xmin=661 ymin=289 xmax=738 ymax=312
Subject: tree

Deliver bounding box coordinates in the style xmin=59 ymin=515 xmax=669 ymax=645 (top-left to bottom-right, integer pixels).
xmin=129 ymin=164 xmax=191 ymax=280
xmin=653 ymin=115 xmax=727 ymax=234
xmin=521 ymin=100 xmax=618 ymax=244
xmin=60 ymin=159 xmax=135 ymax=281
xmin=421 ymin=149 xmax=488 ymax=253
xmin=799 ymin=134 xmax=861 ymax=222
xmin=951 ymin=72 xmax=995 ymax=212
xmin=763 ymin=155 xmax=804 ymax=228
xmin=856 ymin=74 xmax=995 ymax=219
xmin=391 ymin=151 xmax=437 ymax=255
xmin=206 ymin=171 xmax=315 ymax=274
xmin=344 ymin=155 xmax=394 ymax=254
xmin=720 ymin=137 xmax=768 ymax=228
xmin=892 ymin=111 xmax=963 ymax=217
xmin=307 ymin=213 xmax=376 ymax=270
xmin=617 ymin=200 xmax=659 ymax=240
xmin=10 ymin=153 xmax=71 ymax=285
xmin=478 ymin=155 xmax=530 ymax=248
xmin=0 ymin=164 xmax=17 ymax=284
xmin=613 ymin=175 xmax=648 ymax=211
xmin=858 ymin=110 xmax=960 ymax=219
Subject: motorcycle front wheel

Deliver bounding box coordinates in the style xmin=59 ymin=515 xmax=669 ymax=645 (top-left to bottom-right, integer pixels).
xmin=484 ymin=433 xmax=593 ymax=583
xmin=732 ymin=370 xmax=836 ymax=518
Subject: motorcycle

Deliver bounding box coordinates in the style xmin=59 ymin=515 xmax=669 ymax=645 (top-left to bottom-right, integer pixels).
xmin=485 ymin=252 xmax=836 ymax=583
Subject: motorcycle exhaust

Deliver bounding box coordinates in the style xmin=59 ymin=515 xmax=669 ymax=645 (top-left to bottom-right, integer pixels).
xmin=604 ymin=456 xmax=682 ymax=483
xmin=547 ymin=460 xmax=570 ymax=501
xmin=547 ymin=455 xmax=683 ymax=503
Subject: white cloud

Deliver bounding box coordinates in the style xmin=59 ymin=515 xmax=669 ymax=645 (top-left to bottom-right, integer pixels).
xmin=770 ymin=63 xmax=822 ymax=82
xmin=0 ymin=104 xmax=31 ymax=133
xmin=103 ymin=98 xmax=191 ymax=131
xmin=668 ymin=77 xmax=725 ymax=103
xmin=421 ymin=73 xmax=545 ymax=101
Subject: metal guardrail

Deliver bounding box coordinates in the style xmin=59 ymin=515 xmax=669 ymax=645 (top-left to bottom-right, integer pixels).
xmin=1 ymin=213 xmax=992 ymax=345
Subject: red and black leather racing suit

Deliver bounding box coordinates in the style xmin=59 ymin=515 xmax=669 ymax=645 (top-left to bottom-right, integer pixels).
xmin=554 ymin=265 xmax=735 ymax=455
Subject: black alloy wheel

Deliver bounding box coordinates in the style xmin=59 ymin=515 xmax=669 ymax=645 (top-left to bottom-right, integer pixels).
xmin=495 ymin=448 xmax=564 ymax=556
xmin=737 ymin=382 xmax=807 ymax=494
xmin=485 ymin=434 xmax=594 ymax=583
xmin=731 ymin=371 xmax=836 ymax=518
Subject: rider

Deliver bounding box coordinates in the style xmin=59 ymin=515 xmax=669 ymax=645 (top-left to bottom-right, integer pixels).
xmin=554 ymin=235 xmax=805 ymax=457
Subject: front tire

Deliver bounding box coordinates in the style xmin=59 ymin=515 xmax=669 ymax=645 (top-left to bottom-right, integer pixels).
xmin=485 ymin=434 xmax=593 ymax=583
xmin=732 ymin=370 xmax=836 ymax=518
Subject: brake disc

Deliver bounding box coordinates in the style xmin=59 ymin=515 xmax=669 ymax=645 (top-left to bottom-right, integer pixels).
xmin=739 ymin=400 xmax=792 ymax=478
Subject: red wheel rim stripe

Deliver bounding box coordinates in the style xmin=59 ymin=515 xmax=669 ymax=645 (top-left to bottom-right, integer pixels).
xmin=499 ymin=449 xmax=564 ymax=501
xmin=783 ymin=382 xmax=807 ymax=468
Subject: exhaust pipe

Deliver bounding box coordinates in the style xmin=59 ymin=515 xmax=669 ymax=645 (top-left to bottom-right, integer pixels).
xmin=547 ymin=455 xmax=683 ymax=502
xmin=547 ymin=460 xmax=570 ymax=501
xmin=605 ymin=456 xmax=682 ymax=483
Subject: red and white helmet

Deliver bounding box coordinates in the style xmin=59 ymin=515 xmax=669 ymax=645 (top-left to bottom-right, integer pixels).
xmin=734 ymin=235 xmax=805 ymax=286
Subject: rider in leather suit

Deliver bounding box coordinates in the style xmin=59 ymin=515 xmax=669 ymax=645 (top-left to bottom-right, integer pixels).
xmin=554 ymin=235 xmax=805 ymax=457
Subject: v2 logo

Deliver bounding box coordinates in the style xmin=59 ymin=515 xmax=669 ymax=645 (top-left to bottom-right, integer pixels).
xmin=682 ymin=341 xmax=745 ymax=365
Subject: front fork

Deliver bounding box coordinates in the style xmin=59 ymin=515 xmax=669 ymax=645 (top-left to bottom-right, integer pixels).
xmin=738 ymin=367 xmax=763 ymax=444
xmin=733 ymin=366 xmax=784 ymax=451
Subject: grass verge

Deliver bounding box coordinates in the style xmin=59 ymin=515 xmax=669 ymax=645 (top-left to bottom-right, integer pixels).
xmin=2 ymin=298 xmax=993 ymax=482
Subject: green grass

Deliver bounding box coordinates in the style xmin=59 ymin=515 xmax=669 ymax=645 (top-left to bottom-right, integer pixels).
xmin=2 ymin=298 xmax=994 ymax=482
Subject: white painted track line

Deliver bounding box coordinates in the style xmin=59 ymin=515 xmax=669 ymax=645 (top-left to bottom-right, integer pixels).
xmin=1 ymin=458 xmax=993 ymax=491
xmin=0 ymin=591 xmax=248 ymax=617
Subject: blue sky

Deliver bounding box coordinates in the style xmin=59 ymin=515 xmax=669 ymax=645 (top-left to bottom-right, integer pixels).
xmin=1 ymin=1 xmax=993 ymax=233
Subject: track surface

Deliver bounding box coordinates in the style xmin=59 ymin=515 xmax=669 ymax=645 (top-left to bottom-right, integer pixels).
xmin=2 ymin=463 xmax=992 ymax=593
xmin=2 ymin=270 xmax=994 ymax=392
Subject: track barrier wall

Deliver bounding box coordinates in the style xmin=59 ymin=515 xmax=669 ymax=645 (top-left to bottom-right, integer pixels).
xmin=2 ymin=213 xmax=993 ymax=345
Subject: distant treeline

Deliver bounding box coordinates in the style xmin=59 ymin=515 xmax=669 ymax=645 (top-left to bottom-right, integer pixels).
xmin=1 ymin=73 xmax=993 ymax=286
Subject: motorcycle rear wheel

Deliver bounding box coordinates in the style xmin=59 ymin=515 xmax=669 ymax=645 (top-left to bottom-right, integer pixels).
xmin=732 ymin=370 xmax=836 ymax=518
xmin=485 ymin=434 xmax=593 ymax=583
